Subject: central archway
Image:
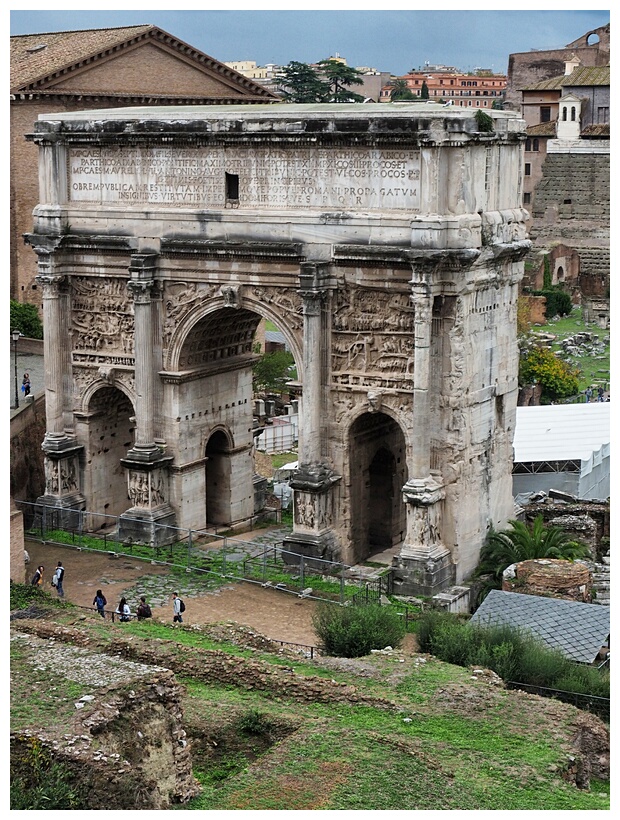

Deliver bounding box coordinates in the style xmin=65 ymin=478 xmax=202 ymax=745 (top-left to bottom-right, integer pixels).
xmin=348 ymin=412 xmax=407 ymax=563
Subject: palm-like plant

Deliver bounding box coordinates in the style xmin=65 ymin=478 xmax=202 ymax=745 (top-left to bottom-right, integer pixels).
xmin=476 ymin=515 xmax=590 ymax=589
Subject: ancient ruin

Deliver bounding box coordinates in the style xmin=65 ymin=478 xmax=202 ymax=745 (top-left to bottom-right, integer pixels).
xmin=27 ymin=103 xmax=529 ymax=595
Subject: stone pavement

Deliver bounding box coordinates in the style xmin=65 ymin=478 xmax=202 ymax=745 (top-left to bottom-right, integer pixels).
xmin=9 ymin=352 xmax=44 ymax=417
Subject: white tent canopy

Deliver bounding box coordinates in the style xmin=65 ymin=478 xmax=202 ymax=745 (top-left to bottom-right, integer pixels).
xmin=513 ymin=403 xmax=610 ymax=501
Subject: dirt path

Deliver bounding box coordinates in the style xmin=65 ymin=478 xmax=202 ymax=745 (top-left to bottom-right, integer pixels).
xmin=24 ymin=540 xmax=321 ymax=646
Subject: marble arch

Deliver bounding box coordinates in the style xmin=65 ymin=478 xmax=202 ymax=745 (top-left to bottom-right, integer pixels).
xmin=27 ymin=103 xmax=530 ymax=595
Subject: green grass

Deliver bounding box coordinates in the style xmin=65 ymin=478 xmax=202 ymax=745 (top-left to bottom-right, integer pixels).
xmin=270 ymin=451 xmax=298 ymax=469
xmin=531 ymin=306 xmax=610 ymax=393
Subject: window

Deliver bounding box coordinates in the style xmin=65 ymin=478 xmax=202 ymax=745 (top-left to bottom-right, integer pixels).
xmin=540 ymin=106 xmax=551 ymax=123
xmin=523 ymin=192 xmax=531 ymax=204
xmin=225 ymin=173 xmax=239 ymax=201
xmin=525 ymin=138 xmax=531 ymax=151
xmin=533 ymin=138 xmax=539 ymax=151
xmin=571 ymin=106 xmax=576 ymax=121
xmin=598 ymin=106 xmax=609 ymax=123
xmin=524 ymin=163 xmax=531 ymax=176
xmin=562 ymin=106 xmax=567 ymax=121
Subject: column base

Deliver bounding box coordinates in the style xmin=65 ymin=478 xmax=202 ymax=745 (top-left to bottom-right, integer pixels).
xmin=34 ymin=492 xmax=86 ymax=532
xmin=391 ymin=548 xmax=455 ymax=597
xmin=118 ymin=504 xmax=177 ymax=547
xmin=282 ymin=531 xmax=341 ymax=568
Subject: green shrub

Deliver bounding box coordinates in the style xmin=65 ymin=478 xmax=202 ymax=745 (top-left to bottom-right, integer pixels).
xmin=235 ymin=709 xmax=274 ymax=736
xmin=475 ymin=110 xmax=494 ymax=132
xmin=312 ymin=602 xmax=406 ymax=658
xmin=519 ymin=346 xmax=580 ymax=401
xmin=415 ymin=610 xmax=609 ymax=698
xmin=10 ymin=300 xmax=43 ymax=340
xmin=534 ymin=288 xmax=572 ymax=319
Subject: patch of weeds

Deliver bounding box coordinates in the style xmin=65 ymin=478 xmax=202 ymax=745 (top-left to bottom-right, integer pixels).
xmin=10 ymin=736 xmax=87 ymax=810
xmin=235 ymin=709 xmax=275 ymax=737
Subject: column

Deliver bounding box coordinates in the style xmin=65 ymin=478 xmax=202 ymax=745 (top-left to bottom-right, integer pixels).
xmin=126 ymin=254 xmax=159 ymax=460
xmin=394 ymin=264 xmax=452 ymax=595
xmin=283 ymin=262 xmax=341 ymax=563
xmin=34 ymin=241 xmax=85 ymax=526
xmin=119 ymin=253 xmax=176 ymax=546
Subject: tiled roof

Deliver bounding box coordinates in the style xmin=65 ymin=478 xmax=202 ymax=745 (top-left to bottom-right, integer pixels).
xmin=581 ymin=123 xmax=610 ymax=138
xmin=11 ymin=26 xmax=153 ymax=90
xmin=10 ymin=25 xmax=275 ymax=99
xmin=563 ymin=65 xmax=610 ymax=87
xmin=526 ymin=122 xmax=556 ymax=137
xmin=520 ymin=65 xmax=610 ymax=93
xmin=470 ymin=589 xmax=610 ymax=664
xmin=520 ymin=76 xmax=565 ymax=92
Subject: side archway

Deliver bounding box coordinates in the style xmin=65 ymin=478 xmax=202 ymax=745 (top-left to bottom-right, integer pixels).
xmin=348 ymin=411 xmax=407 ymax=564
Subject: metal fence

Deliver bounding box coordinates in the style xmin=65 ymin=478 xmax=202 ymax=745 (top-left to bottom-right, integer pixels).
xmin=17 ymin=500 xmax=393 ymax=606
xmin=505 ymin=680 xmax=610 ymax=720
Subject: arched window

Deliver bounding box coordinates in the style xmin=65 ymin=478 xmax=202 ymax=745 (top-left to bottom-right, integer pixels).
xmin=533 ymin=139 xmax=539 ymax=151
xmin=571 ymin=107 xmax=576 ymax=121
xmin=525 ymin=138 xmax=531 ymax=151
xmin=562 ymin=106 xmax=567 ymax=121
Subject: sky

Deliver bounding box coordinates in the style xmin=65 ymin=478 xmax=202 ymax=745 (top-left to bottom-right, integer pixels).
xmin=9 ymin=3 xmax=611 ymax=77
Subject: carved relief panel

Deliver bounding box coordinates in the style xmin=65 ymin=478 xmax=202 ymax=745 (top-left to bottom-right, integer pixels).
xmin=71 ymin=277 xmax=135 ymax=366
xmin=332 ymin=286 xmax=415 ymax=391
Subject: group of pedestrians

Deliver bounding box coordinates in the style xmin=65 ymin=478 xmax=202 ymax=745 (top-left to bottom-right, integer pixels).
xmin=95 ymin=591 xmax=185 ymax=624
xmin=585 ymin=386 xmax=608 ymax=402
xmin=30 ymin=561 xmax=64 ymax=597
xmin=30 ymin=559 xmax=186 ymax=624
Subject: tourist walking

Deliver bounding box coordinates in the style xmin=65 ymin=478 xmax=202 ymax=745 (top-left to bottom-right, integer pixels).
xmin=172 ymin=592 xmax=185 ymax=624
xmin=136 ymin=596 xmax=152 ymax=620
xmin=30 ymin=565 xmax=44 ymax=586
xmin=21 ymin=372 xmax=31 ymax=397
xmin=115 ymin=597 xmax=131 ymax=622
xmin=585 ymin=386 xmax=593 ymax=403
xmin=93 ymin=589 xmax=107 ymax=618
xmin=52 ymin=561 xmax=65 ymax=597
xmin=597 ymin=386 xmax=605 ymax=402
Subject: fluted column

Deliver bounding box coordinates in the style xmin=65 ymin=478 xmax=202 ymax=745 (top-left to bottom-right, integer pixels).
xmin=37 ymin=270 xmax=67 ymax=442
xmin=410 ymin=283 xmax=433 ymax=479
xmin=298 ymin=263 xmax=325 ymax=467
xmin=126 ymin=254 xmax=159 ymax=460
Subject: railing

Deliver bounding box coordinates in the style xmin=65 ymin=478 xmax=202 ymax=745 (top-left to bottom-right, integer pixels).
xmin=505 ymin=680 xmax=610 ymax=720
xmin=17 ymin=500 xmax=395 ymax=606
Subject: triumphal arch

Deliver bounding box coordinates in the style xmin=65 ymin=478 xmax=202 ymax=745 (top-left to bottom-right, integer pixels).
xmin=27 ymin=103 xmax=529 ymax=595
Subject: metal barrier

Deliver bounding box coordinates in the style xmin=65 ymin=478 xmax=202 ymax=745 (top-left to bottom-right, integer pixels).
xmin=505 ymin=680 xmax=610 ymax=720
xmin=17 ymin=500 xmax=395 ymax=606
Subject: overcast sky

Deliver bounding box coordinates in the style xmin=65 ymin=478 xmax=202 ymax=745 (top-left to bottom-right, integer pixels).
xmin=9 ymin=4 xmax=611 ymax=77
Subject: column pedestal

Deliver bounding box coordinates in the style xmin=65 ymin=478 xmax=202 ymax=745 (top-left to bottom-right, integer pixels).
xmin=36 ymin=440 xmax=86 ymax=531
xmin=391 ymin=476 xmax=455 ymax=596
xmin=118 ymin=453 xmax=176 ymax=546
xmin=283 ymin=463 xmax=341 ymax=566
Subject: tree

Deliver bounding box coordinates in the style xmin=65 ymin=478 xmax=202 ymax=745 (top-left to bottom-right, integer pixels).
xmin=10 ymin=300 xmax=43 ymax=339
xmin=389 ymin=79 xmax=416 ymax=101
xmin=475 ymin=515 xmax=590 ymax=592
xmin=276 ymin=61 xmax=329 ymax=103
xmin=316 ymin=59 xmax=365 ymax=103
xmin=252 ymin=349 xmax=295 ymax=394
xmin=519 ymin=345 xmax=579 ymax=402
xmin=420 ymin=80 xmax=429 ymax=100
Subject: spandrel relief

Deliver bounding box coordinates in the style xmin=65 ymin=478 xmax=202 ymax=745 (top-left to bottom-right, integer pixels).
xmin=251 ymin=287 xmax=303 ymax=333
xmin=162 ymin=282 xmax=220 ymax=349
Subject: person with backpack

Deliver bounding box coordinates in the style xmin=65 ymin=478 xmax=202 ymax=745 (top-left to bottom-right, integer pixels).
xmin=93 ymin=589 xmax=107 ymax=618
xmin=30 ymin=565 xmax=44 ymax=586
xmin=136 ymin=596 xmax=152 ymax=621
xmin=172 ymin=591 xmax=185 ymax=623
xmin=115 ymin=597 xmax=131 ymax=622
xmin=52 ymin=561 xmax=65 ymax=597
